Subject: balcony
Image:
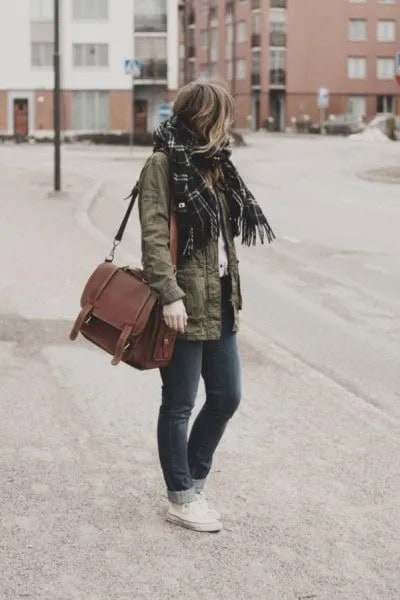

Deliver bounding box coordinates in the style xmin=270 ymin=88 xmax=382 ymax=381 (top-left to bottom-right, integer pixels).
xmin=188 ymin=9 xmax=195 ymax=25
xmin=251 ymin=33 xmax=261 ymax=47
xmin=252 ymin=72 xmax=261 ymax=86
xmin=270 ymin=0 xmax=287 ymax=7
xmin=269 ymin=31 xmax=287 ymax=46
xmin=138 ymin=60 xmax=167 ymax=80
xmin=134 ymin=14 xmax=167 ymax=33
xmin=269 ymin=68 xmax=286 ymax=86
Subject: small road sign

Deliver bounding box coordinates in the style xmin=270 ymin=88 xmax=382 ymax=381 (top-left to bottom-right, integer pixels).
xmin=317 ymin=87 xmax=330 ymax=109
xmin=158 ymin=102 xmax=172 ymax=122
xmin=124 ymin=58 xmax=142 ymax=78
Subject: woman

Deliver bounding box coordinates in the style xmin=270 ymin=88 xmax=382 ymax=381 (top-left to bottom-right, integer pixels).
xmin=138 ymin=82 xmax=274 ymax=533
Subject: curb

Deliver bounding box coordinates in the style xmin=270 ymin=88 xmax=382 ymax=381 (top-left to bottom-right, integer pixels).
xmin=74 ymin=179 xmax=136 ymax=265
xmin=357 ymin=171 xmax=400 ymax=185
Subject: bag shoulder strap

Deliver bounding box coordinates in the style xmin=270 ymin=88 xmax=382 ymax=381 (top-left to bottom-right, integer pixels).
xmin=105 ymin=152 xmax=178 ymax=269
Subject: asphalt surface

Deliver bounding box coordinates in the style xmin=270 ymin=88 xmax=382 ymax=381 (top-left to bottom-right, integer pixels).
xmin=1 ymin=134 xmax=399 ymax=599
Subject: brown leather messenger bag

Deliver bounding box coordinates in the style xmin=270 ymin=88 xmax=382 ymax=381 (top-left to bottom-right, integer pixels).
xmin=69 ymin=179 xmax=178 ymax=370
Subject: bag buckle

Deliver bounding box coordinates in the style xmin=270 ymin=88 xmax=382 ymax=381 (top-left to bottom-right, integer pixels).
xmin=105 ymin=239 xmax=120 ymax=263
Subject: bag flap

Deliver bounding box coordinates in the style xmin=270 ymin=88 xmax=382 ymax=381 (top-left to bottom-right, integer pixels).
xmin=81 ymin=263 xmax=157 ymax=335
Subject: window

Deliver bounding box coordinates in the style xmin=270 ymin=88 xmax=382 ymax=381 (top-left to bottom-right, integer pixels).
xmin=237 ymin=59 xmax=247 ymax=80
xmin=72 ymin=91 xmax=109 ymax=131
xmin=271 ymin=22 xmax=285 ymax=33
xmin=377 ymin=20 xmax=396 ymax=42
xmin=270 ymin=48 xmax=286 ymax=84
xmin=31 ymin=42 xmax=54 ymax=66
xmin=225 ymin=1 xmax=233 ymax=22
xmin=270 ymin=48 xmax=286 ymax=70
xmin=200 ymin=29 xmax=209 ymax=48
xmin=209 ymin=6 xmax=217 ymax=22
xmin=73 ymin=0 xmax=108 ymax=19
xmin=348 ymin=19 xmax=367 ymax=41
xmin=226 ymin=23 xmax=233 ymax=58
xmin=348 ymin=96 xmax=367 ymax=117
xmin=30 ymin=0 xmax=53 ymax=21
xmin=377 ymin=57 xmax=395 ymax=79
xmin=210 ymin=28 xmax=218 ymax=61
xmin=187 ymin=28 xmax=195 ymax=57
xmin=187 ymin=62 xmax=195 ymax=82
xmin=252 ymin=51 xmax=260 ymax=74
xmin=377 ymin=95 xmax=394 ymax=113
xmin=134 ymin=0 xmax=167 ymax=32
xmin=73 ymin=44 xmax=109 ymax=67
xmin=252 ymin=12 xmax=261 ymax=34
xmin=135 ymin=37 xmax=167 ymax=60
xmin=236 ymin=21 xmax=247 ymax=43
xmin=226 ymin=61 xmax=233 ymax=80
xmin=134 ymin=38 xmax=167 ymax=79
xmin=347 ymin=57 xmax=367 ymax=79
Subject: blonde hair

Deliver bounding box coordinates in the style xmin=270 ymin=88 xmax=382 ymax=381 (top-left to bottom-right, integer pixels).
xmin=173 ymin=82 xmax=235 ymax=156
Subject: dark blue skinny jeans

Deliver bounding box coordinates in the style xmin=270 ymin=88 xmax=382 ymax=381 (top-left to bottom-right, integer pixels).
xmin=158 ymin=276 xmax=241 ymax=504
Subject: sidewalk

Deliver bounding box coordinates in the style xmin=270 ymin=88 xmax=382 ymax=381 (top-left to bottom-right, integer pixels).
xmin=1 ymin=160 xmax=399 ymax=600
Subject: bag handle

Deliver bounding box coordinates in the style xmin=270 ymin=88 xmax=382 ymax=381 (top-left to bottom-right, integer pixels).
xmin=105 ymin=169 xmax=178 ymax=269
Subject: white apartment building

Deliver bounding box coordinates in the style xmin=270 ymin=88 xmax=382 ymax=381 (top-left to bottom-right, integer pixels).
xmin=0 ymin=0 xmax=179 ymax=138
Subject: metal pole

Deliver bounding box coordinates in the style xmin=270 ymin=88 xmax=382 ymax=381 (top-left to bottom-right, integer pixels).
xmin=129 ymin=75 xmax=134 ymax=150
xmin=53 ymin=0 xmax=61 ymax=191
xmin=320 ymin=107 xmax=325 ymax=135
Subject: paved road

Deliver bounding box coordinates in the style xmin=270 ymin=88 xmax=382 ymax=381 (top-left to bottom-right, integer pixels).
xmin=66 ymin=134 xmax=400 ymax=416
xmin=1 ymin=135 xmax=399 ymax=600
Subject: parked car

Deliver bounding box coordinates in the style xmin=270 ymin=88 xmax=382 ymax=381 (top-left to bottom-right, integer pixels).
xmin=310 ymin=113 xmax=365 ymax=135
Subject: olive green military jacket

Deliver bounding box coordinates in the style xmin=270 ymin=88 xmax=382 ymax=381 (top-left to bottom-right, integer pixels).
xmin=138 ymin=151 xmax=242 ymax=341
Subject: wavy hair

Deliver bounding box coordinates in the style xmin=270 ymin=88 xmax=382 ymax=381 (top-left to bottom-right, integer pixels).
xmin=173 ymin=82 xmax=235 ymax=155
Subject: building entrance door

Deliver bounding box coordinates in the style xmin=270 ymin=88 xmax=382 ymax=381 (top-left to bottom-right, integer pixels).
xmin=377 ymin=95 xmax=394 ymax=114
xmin=252 ymin=92 xmax=260 ymax=130
xmin=13 ymin=99 xmax=29 ymax=140
xmin=134 ymin=99 xmax=148 ymax=132
xmin=348 ymin=96 xmax=367 ymax=118
xmin=269 ymin=91 xmax=286 ymax=132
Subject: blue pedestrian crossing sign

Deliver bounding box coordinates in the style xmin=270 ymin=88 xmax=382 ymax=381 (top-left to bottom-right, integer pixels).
xmin=158 ymin=102 xmax=172 ymax=122
xmin=124 ymin=58 xmax=142 ymax=77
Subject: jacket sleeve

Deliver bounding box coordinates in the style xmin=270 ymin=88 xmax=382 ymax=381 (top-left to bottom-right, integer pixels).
xmin=138 ymin=152 xmax=185 ymax=306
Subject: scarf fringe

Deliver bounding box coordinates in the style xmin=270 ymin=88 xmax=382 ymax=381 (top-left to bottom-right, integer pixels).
xmin=154 ymin=118 xmax=276 ymax=257
xmin=241 ymin=216 xmax=276 ymax=247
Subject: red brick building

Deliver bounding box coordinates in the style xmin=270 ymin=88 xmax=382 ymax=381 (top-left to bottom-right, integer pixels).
xmin=180 ymin=0 xmax=400 ymax=130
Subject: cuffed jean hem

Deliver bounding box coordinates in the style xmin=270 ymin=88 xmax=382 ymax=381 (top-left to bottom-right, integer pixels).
xmin=167 ymin=487 xmax=197 ymax=504
xmin=193 ymin=478 xmax=206 ymax=493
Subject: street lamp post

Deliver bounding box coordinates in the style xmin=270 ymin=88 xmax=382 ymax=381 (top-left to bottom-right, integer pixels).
xmin=53 ymin=0 xmax=61 ymax=191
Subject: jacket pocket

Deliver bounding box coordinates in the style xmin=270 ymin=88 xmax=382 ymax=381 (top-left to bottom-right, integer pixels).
xmin=177 ymin=271 xmax=206 ymax=321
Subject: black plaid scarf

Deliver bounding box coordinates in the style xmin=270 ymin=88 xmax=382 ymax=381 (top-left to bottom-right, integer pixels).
xmin=153 ymin=116 xmax=275 ymax=258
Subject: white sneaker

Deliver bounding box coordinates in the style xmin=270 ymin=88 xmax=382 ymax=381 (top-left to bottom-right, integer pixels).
xmin=195 ymin=491 xmax=221 ymax=520
xmin=167 ymin=497 xmax=222 ymax=532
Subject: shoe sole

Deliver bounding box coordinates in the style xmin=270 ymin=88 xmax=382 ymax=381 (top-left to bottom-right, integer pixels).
xmin=166 ymin=513 xmax=223 ymax=533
